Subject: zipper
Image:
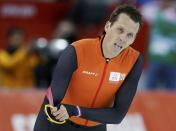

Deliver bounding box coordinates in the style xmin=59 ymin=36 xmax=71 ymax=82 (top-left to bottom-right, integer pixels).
xmin=85 ymin=58 xmax=110 ymax=126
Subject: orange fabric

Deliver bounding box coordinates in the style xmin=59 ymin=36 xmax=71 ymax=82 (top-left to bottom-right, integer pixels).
xmin=61 ymin=37 xmax=139 ymax=126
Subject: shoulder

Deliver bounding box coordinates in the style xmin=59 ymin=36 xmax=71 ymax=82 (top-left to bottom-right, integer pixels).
xmin=127 ymin=46 xmax=139 ymax=55
xmin=71 ymin=38 xmax=98 ymax=48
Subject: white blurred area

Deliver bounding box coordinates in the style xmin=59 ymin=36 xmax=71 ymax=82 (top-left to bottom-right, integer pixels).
xmin=11 ymin=113 xmax=146 ymax=131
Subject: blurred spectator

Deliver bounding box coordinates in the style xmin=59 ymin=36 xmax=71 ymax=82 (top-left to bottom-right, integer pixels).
xmin=32 ymin=37 xmax=50 ymax=89
xmin=53 ymin=20 xmax=77 ymax=44
xmin=143 ymin=0 xmax=176 ymax=89
xmin=69 ymin=0 xmax=108 ymax=26
xmin=0 ymin=27 xmax=38 ymax=89
xmin=34 ymin=20 xmax=77 ymax=89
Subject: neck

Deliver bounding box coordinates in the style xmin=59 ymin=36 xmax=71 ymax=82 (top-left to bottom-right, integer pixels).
xmin=102 ymin=46 xmax=120 ymax=59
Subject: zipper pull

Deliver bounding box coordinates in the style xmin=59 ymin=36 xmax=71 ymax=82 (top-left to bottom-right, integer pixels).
xmin=106 ymin=58 xmax=110 ymax=63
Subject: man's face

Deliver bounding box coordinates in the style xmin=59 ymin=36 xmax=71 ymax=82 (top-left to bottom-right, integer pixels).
xmin=8 ymin=33 xmax=24 ymax=47
xmin=104 ymin=13 xmax=139 ymax=56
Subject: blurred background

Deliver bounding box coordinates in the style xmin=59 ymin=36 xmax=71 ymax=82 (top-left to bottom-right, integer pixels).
xmin=0 ymin=0 xmax=176 ymax=131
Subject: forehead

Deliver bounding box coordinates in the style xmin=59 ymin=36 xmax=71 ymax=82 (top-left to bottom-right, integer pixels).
xmin=112 ymin=13 xmax=139 ymax=34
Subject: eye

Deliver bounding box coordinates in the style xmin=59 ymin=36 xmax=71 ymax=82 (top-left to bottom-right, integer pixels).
xmin=117 ymin=27 xmax=124 ymax=34
xmin=127 ymin=33 xmax=133 ymax=38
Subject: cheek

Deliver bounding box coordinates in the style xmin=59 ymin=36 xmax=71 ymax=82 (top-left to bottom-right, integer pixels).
xmin=124 ymin=40 xmax=133 ymax=48
xmin=107 ymin=42 xmax=114 ymax=50
xmin=123 ymin=38 xmax=131 ymax=45
xmin=107 ymin=29 xmax=117 ymax=38
xmin=112 ymin=30 xmax=119 ymax=38
xmin=106 ymin=33 xmax=114 ymax=42
xmin=127 ymin=37 xmax=135 ymax=44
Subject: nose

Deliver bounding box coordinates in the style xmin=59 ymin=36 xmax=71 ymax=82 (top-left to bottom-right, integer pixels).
xmin=119 ymin=35 xmax=126 ymax=43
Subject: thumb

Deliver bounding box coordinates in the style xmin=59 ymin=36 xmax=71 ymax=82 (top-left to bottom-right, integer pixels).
xmin=51 ymin=106 xmax=57 ymax=114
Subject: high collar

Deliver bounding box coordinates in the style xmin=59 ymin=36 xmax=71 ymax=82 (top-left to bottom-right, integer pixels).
xmin=98 ymin=35 xmax=106 ymax=58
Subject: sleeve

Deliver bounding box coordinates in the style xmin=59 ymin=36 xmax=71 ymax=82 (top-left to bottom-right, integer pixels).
xmin=50 ymin=45 xmax=77 ymax=106
xmin=34 ymin=45 xmax=77 ymax=131
xmin=65 ymin=54 xmax=143 ymax=124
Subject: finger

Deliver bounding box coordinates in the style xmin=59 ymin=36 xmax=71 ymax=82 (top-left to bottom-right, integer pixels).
xmin=59 ymin=116 xmax=68 ymax=122
xmin=51 ymin=107 xmax=57 ymax=113
xmin=57 ymin=114 xmax=69 ymax=122
xmin=51 ymin=107 xmax=57 ymax=114
xmin=60 ymin=105 xmax=67 ymax=111
xmin=55 ymin=112 xmax=66 ymax=120
xmin=52 ymin=109 xmax=64 ymax=116
xmin=56 ymin=113 xmax=68 ymax=120
xmin=59 ymin=105 xmax=68 ymax=116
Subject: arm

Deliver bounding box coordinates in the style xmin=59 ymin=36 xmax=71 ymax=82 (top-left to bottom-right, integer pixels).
xmin=65 ymin=54 xmax=143 ymax=124
xmin=34 ymin=45 xmax=77 ymax=131
xmin=50 ymin=45 xmax=77 ymax=106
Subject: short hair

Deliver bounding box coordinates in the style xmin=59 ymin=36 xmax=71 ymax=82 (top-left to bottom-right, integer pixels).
xmin=109 ymin=4 xmax=142 ymax=30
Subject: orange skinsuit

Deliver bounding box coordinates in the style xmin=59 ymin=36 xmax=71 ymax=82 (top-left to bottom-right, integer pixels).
xmin=0 ymin=47 xmax=38 ymax=88
xmin=61 ymin=37 xmax=139 ymax=126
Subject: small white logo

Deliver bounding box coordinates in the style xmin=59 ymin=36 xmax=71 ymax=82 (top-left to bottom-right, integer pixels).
xmin=109 ymin=72 xmax=126 ymax=82
xmin=82 ymin=70 xmax=98 ymax=77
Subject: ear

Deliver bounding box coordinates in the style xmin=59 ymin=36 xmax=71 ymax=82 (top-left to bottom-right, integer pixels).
xmin=104 ymin=21 xmax=111 ymax=33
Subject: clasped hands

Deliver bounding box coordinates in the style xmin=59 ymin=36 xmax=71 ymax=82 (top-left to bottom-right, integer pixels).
xmin=50 ymin=105 xmax=69 ymax=122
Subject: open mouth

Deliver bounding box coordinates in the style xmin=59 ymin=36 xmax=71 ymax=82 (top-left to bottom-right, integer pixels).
xmin=114 ymin=43 xmax=122 ymax=49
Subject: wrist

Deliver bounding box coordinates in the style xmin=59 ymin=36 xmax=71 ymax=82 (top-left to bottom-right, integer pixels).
xmin=76 ymin=105 xmax=82 ymax=117
xmin=63 ymin=104 xmax=77 ymax=117
xmin=63 ymin=104 xmax=82 ymax=117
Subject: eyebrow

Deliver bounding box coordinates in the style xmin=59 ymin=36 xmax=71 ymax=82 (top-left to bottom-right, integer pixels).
xmin=117 ymin=25 xmax=137 ymax=36
xmin=116 ymin=26 xmax=124 ymax=32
